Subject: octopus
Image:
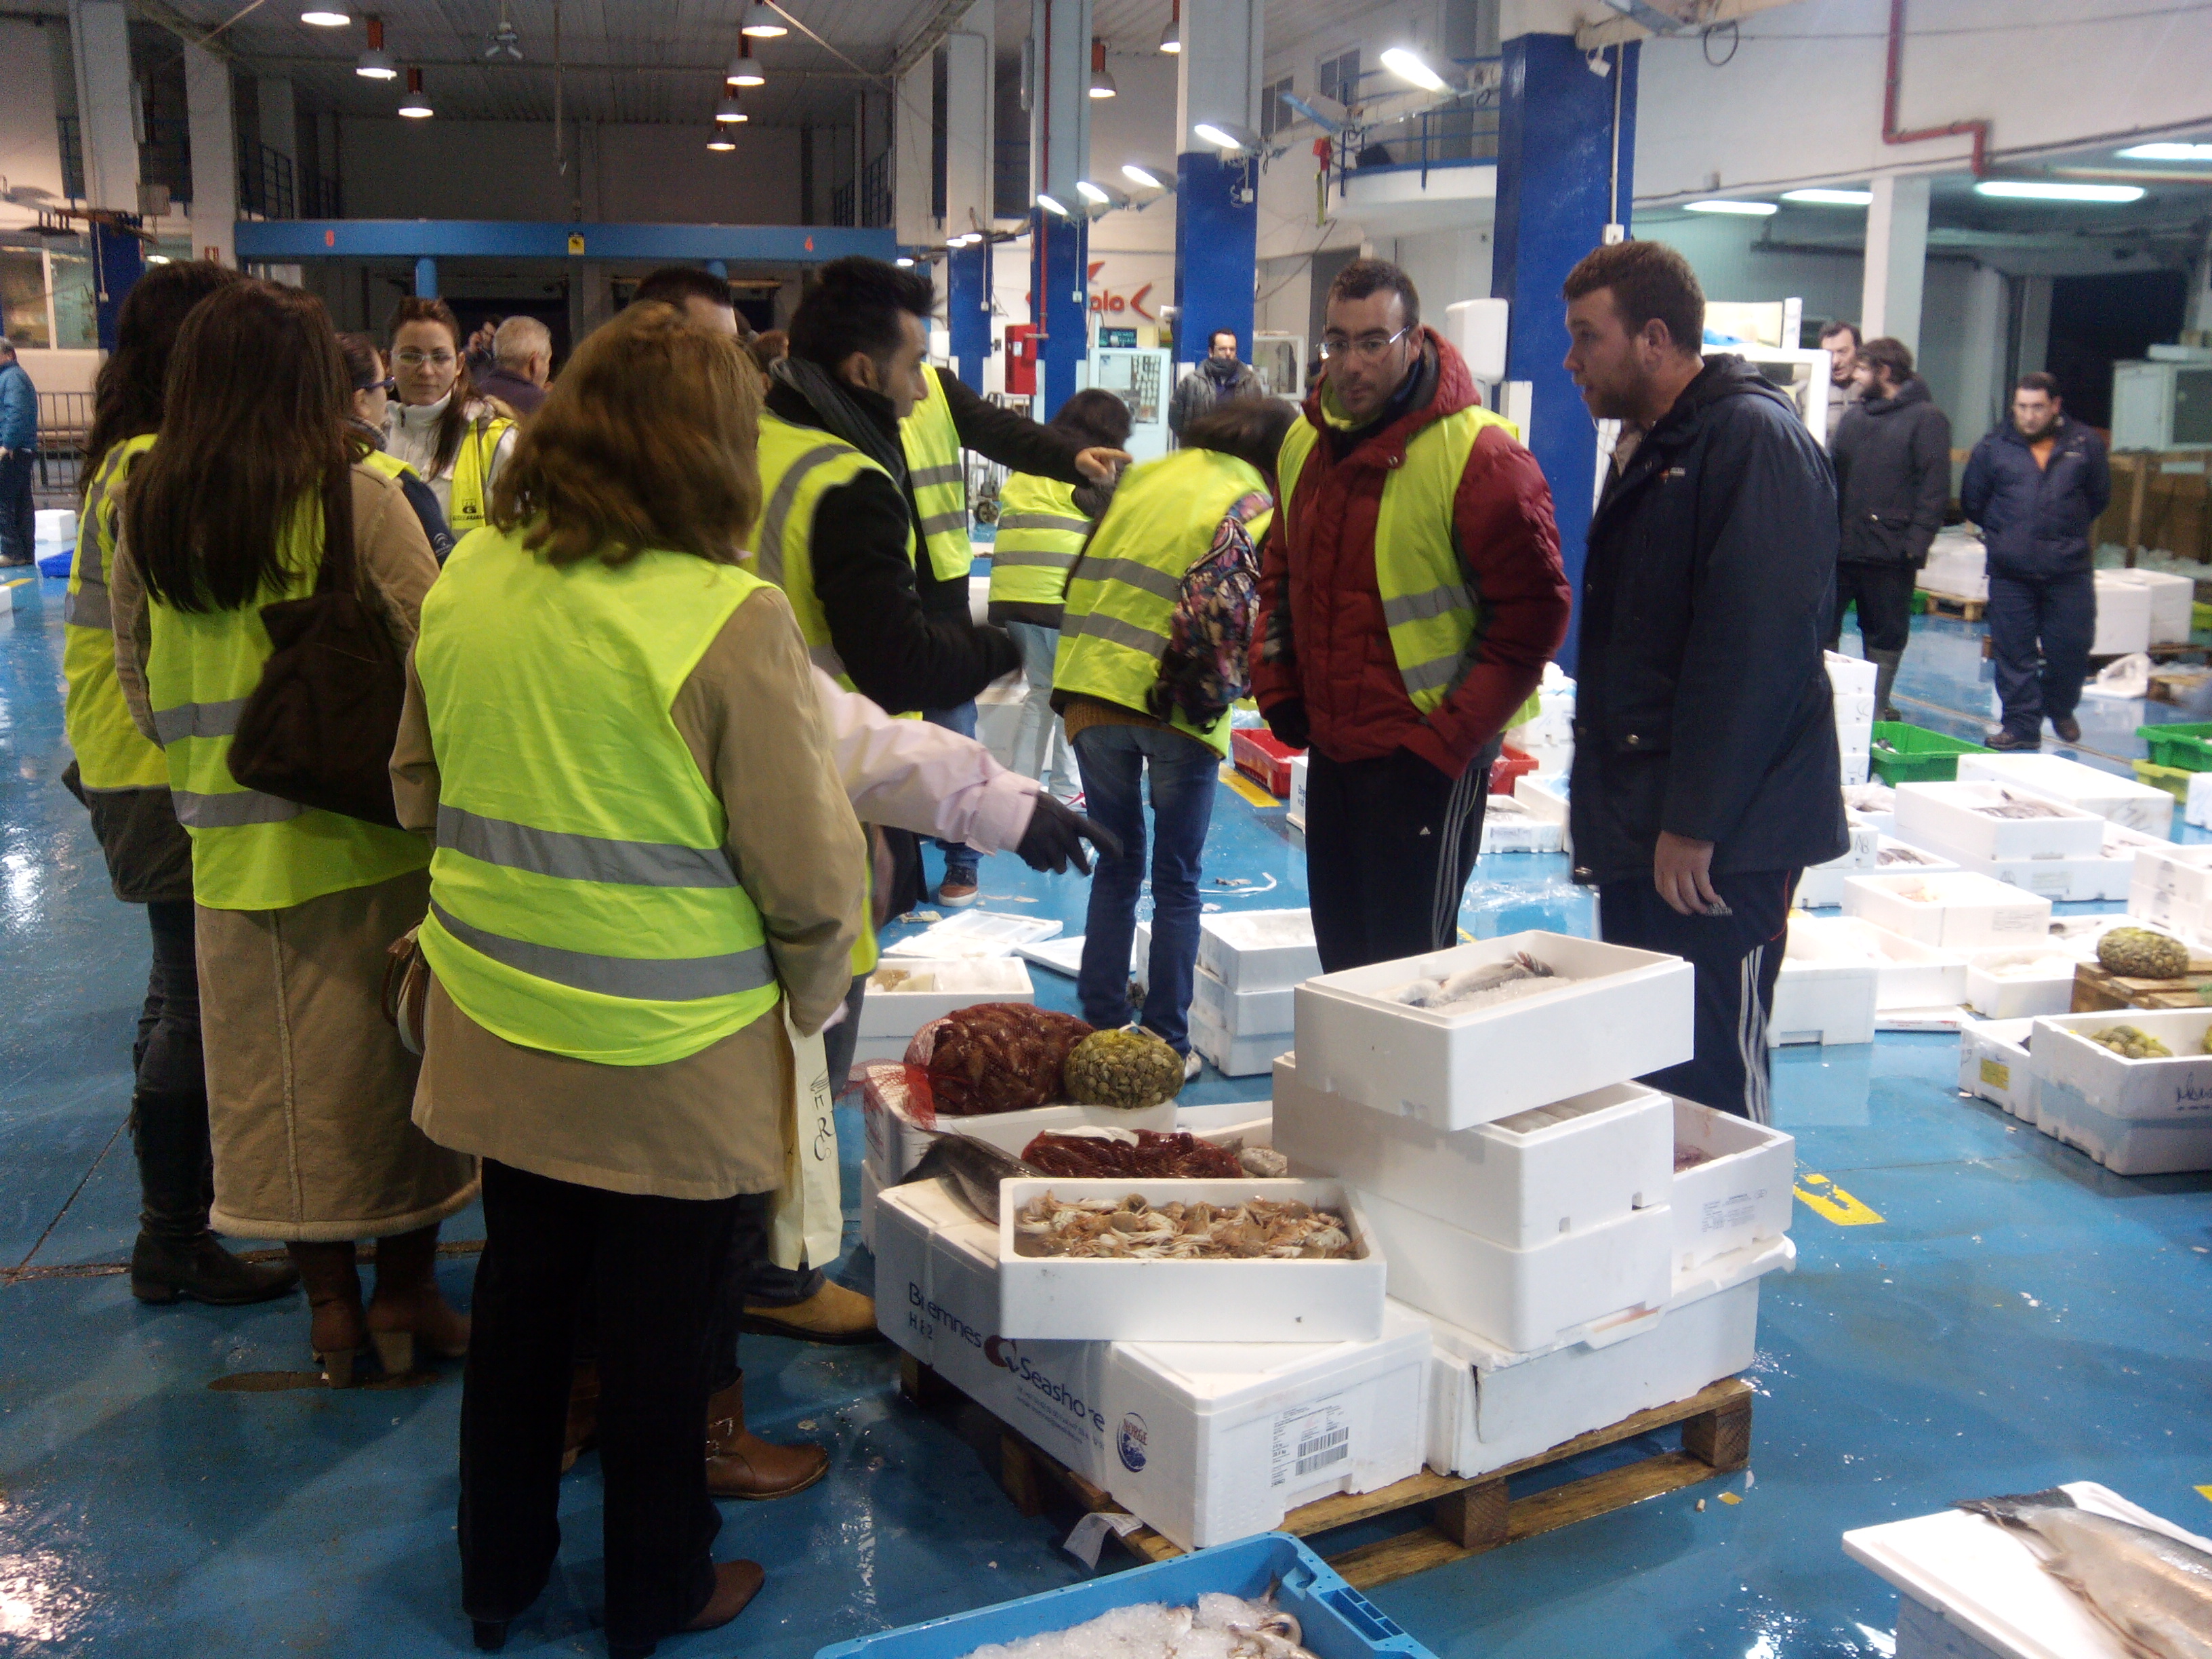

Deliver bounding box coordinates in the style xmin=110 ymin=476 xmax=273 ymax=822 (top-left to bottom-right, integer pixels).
xmin=1012 ymin=1192 xmax=1356 ymax=1261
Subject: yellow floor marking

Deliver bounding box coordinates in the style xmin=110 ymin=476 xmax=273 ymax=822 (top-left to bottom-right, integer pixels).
xmin=1794 ymin=1171 xmax=1885 ymax=1226
xmin=2196 ymin=1486 xmax=2212 ymax=1504
xmin=1218 ymin=765 xmax=1280 ymax=811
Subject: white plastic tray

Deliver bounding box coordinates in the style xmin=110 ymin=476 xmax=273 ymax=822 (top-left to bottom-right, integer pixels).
xmin=884 ymin=909 xmax=1064 ymax=960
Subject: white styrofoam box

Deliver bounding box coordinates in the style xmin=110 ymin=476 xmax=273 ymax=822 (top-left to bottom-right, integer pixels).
xmin=1479 ymin=794 xmax=1565 ymax=853
xmin=1784 ymin=914 xmax=1969 ymax=1011
xmin=1834 ymin=689 xmax=1876 ymax=726
xmin=859 ymin=1069 xmax=1179 ymax=1181
xmin=995 ymin=1178 xmax=1387 ymax=1343
xmin=2028 ymin=1009 xmax=2212 ymax=1124
xmin=2031 ymin=1076 xmax=2212 ymax=1174
xmin=1893 ymin=781 xmax=2106 ymax=863
xmin=1953 ymin=752 xmax=2175 ymax=836
xmin=2090 ymin=569 xmax=2153 ymax=657
xmin=1186 ymin=1002 xmax=1292 ymax=1078
xmin=1963 ymin=947 xmax=2077 ymax=1019
xmin=1287 ymin=754 xmax=1309 ymax=832
xmin=882 ymin=909 xmax=1063 ymax=960
xmin=1958 ymin=1019 xmax=2038 ymax=1118
xmin=1841 ymin=872 xmax=2052 ymax=949
xmin=1513 ymin=771 xmax=1570 ymax=831
xmin=1824 ymin=649 xmax=1879 ymax=699
xmin=1770 ymin=920 xmax=1878 ymax=1046
xmin=1916 ymin=535 xmax=1988 ymax=602
xmin=1292 ymin=932 xmax=1694 ymax=1131
xmin=2132 ymin=842 xmax=2212 ymax=904
xmin=858 ymin=958 xmax=1033 ymax=1040
xmin=1922 ymin=821 xmax=2162 ymax=904
xmin=2103 ymin=567 xmax=2195 ymax=644
xmin=1190 ymin=962 xmax=1293 ymax=1037
xmin=1195 ymin=909 xmax=1319 ymax=993
xmin=1272 ymin=1054 xmax=1671 ymax=1248
xmin=860 ymin=1153 xmax=884 ymax=1253
xmin=2190 ymin=769 xmax=2212 ymax=832
xmin=1669 ymin=1099 xmax=1794 ymax=1272
xmin=35 ymin=508 xmax=76 ymax=545
xmin=1357 ymin=1186 xmax=1673 ymax=1352
xmin=1173 ymin=1097 xmax=1273 ymax=1136
xmin=1844 ymin=1482 xmax=2212 ymax=1659
xmin=1841 ymin=750 xmax=1871 ymax=787
xmin=1797 ymin=837 xmax=1958 ymax=908
xmin=1424 ymin=1233 xmax=1793 ymax=1480
xmin=874 ymin=1179 xmax=1429 ymax=1551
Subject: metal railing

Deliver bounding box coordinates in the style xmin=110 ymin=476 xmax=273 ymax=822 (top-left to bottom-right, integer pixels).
xmin=239 ymin=142 xmax=295 ymax=219
xmin=1331 ymin=98 xmax=1500 ymax=196
xmin=828 ymin=152 xmax=893 ymax=229
xmin=34 ymin=392 xmax=95 ymax=495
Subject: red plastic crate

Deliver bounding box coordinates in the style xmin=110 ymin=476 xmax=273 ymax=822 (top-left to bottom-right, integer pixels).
xmin=1490 ymin=743 xmax=1536 ymax=797
xmin=1231 ymin=728 xmax=1303 ymax=797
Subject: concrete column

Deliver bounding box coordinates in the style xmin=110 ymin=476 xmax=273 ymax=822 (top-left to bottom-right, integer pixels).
xmin=68 ymin=0 xmax=139 ymax=212
xmin=414 ymin=256 xmax=437 ymax=298
xmin=1492 ymin=30 xmax=1638 ymax=674
xmin=943 ymin=4 xmax=994 ymax=241
xmin=895 ymin=54 xmax=936 ymax=247
xmin=1174 ymin=0 xmax=1263 ymax=368
xmin=2014 ymin=274 xmax=2051 ymax=379
xmin=948 ymin=241 xmax=991 ymax=390
xmin=1028 ymin=0 xmax=1092 ymax=413
xmin=1862 ymin=173 xmax=1929 ymax=356
xmin=183 ymin=42 xmax=237 ymax=266
xmin=1953 ymin=260 xmax=2007 ymax=448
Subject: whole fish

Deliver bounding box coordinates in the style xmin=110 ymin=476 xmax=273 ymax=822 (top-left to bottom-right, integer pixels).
xmin=1956 ymin=1488 xmax=2212 ymax=1659
xmin=899 ymin=1133 xmax=1038 ymax=1223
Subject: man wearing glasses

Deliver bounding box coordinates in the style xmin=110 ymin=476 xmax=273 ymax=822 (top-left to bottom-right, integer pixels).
xmin=1254 ymin=260 xmax=1571 ymax=972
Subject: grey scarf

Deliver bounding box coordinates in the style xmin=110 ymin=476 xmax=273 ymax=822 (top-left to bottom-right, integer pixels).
xmin=771 ymin=355 xmax=908 ymax=488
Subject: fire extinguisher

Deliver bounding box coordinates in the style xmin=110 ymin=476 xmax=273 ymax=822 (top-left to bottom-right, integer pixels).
xmin=1004 ymin=322 xmax=1039 ymax=397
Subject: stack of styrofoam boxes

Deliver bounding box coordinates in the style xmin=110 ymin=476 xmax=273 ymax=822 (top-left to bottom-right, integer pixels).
xmin=1826 ymin=651 xmax=1877 ymax=785
xmin=1511 ymin=773 xmax=1571 ymax=856
xmin=1480 ymin=793 xmax=1565 ymax=854
xmin=2091 ymin=570 xmax=2154 ymax=657
xmin=2189 ymin=773 xmax=2212 ymax=834
xmin=1504 ymin=662 xmax=1577 ymax=780
xmin=2128 ymin=843 xmax=2212 ymax=951
xmin=1286 ymin=754 xmax=1309 ymax=834
xmin=1794 ymin=814 xmax=1883 ymax=909
xmin=2026 ymin=1010 xmax=2212 ymax=1174
xmin=1275 ymin=932 xmax=1797 ymax=1481
xmin=1891 ymin=778 xmax=2141 ymax=901
xmin=1776 ymin=913 xmax=1971 ymax=1035
xmin=1187 ymin=909 xmax=1318 ymax=1078
xmin=2104 ymin=568 xmax=2196 ymax=646
xmin=1914 ymin=529 xmax=1987 ymax=602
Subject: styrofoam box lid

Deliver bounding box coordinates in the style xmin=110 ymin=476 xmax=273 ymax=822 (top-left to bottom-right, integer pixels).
xmin=1845 ymin=870 xmax=2054 ymax=912
xmin=1174 ymin=1098 xmax=1273 ymax=1134
xmin=1114 ymin=1299 xmax=1433 ymax=1417
xmin=1843 ymin=1482 xmax=2212 ymax=1659
xmin=1956 ymin=753 xmax=2173 ymax=806
xmin=1201 ymin=909 xmax=1319 ymax=955
xmin=1298 ymin=930 xmax=1685 ymax=1026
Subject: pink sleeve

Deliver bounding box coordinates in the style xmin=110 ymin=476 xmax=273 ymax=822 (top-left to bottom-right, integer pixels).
xmin=817 ymin=670 xmax=1041 ymax=851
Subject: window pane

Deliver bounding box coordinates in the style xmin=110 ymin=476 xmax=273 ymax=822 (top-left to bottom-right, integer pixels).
xmin=49 ymin=252 xmax=96 ymax=350
xmin=0 ymin=252 xmax=52 ymax=348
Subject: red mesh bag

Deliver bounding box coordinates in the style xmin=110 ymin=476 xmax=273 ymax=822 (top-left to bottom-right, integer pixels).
xmin=903 ymin=1002 xmax=1094 ymax=1115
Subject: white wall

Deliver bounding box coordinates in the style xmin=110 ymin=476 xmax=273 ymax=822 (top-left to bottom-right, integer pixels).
xmin=0 ymin=20 xmax=66 ymax=234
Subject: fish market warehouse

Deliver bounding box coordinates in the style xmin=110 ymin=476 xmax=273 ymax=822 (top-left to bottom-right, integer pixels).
xmin=5 ymin=0 xmax=2212 ymax=1653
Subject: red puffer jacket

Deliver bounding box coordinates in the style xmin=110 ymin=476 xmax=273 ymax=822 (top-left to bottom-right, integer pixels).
xmin=1252 ymin=330 xmax=1571 ymax=778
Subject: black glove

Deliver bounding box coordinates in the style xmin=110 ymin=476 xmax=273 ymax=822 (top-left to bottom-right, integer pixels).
xmin=1264 ymin=697 xmax=1311 ymax=751
xmin=1014 ymin=793 xmax=1123 ymax=875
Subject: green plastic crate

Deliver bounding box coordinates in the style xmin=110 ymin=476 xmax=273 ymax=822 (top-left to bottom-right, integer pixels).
xmin=2135 ymin=759 xmax=2196 ymax=802
xmin=2139 ymin=722 xmax=2212 ymax=772
xmin=2195 ymin=600 xmax=2212 ymax=636
xmin=1868 ymin=721 xmax=1991 ymax=785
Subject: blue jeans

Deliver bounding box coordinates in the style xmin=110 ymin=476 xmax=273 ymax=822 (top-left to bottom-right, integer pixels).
xmin=1073 ymin=723 xmax=1218 ymax=1054
xmin=1004 ymin=621 xmax=1070 ymax=790
xmin=924 ymin=701 xmax=980 ymax=875
xmin=1987 ymin=570 xmax=2095 ymax=737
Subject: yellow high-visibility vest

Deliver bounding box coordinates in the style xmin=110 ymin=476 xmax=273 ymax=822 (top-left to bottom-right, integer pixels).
xmin=989 ymin=472 xmax=1090 ymax=609
xmin=901 ymin=365 xmax=973 ymax=582
xmin=64 ymin=434 xmax=166 ymax=792
xmin=444 ymin=412 xmax=513 ymax=534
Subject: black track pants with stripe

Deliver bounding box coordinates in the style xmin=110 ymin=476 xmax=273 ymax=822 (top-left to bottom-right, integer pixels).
xmin=1597 ymin=869 xmax=1800 ymax=1124
xmin=1304 ymin=743 xmax=1498 ymax=975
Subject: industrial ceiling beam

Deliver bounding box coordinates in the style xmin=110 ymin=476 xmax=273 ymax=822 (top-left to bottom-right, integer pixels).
xmin=1576 ymin=0 xmax=1804 ymax=50
xmin=886 ymin=0 xmax=979 ymax=81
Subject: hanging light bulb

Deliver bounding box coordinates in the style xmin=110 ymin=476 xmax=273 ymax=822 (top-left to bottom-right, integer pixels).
xmin=726 ymin=36 xmax=764 ymax=87
xmin=1159 ymin=0 xmax=1181 ymax=54
xmin=708 ymin=129 xmax=737 ymax=151
xmin=397 ymin=65 xmax=432 ymax=117
xmin=716 ymin=96 xmax=749 ymax=124
xmin=301 ymin=7 xmax=352 ymax=24
xmin=1088 ymin=37 xmax=1117 ymax=98
xmin=740 ymin=2 xmax=787 ymax=38
xmin=355 ymin=14 xmax=396 ymax=79
xmin=483 ymin=3 xmax=523 ymax=62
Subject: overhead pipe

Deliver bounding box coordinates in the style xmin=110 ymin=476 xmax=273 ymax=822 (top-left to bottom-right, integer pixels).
xmin=1883 ymin=0 xmax=1988 ymax=175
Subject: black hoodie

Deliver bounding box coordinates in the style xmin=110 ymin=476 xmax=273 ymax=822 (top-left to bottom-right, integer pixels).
xmin=1832 ymin=375 xmax=1952 ymax=569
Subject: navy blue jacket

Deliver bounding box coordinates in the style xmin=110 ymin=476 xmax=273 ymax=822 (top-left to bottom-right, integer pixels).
xmin=1570 ymin=356 xmax=1849 ymax=885
xmin=1959 ymin=415 xmax=2110 ymax=581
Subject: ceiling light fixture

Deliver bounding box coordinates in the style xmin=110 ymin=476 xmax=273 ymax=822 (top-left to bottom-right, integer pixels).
xmin=1089 ymin=38 xmax=1116 ymax=98
xmin=708 ymin=131 xmax=737 ymax=151
xmin=740 ymin=2 xmax=787 ymax=39
xmin=483 ymin=8 xmax=522 ymax=62
xmin=1975 ymin=180 xmax=2144 ymax=203
xmin=1683 ymin=197 xmax=1776 ymax=215
xmin=1075 ymin=180 xmax=1110 ymax=204
xmin=1193 ymin=122 xmax=1262 ymax=155
xmin=397 ymin=65 xmax=432 ymax=117
xmin=1780 ymin=187 xmax=1872 ymax=205
xmin=726 ymin=37 xmax=764 ymax=87
xmin=1160 ymin=0 xmax=1180 ymax=54
xmin=355 ymin=14 xmax=396 ymax=78
xmin=1380 ymin=47 xmax=1448 ymax=92
xmin=300 ymin=8 xmax=351 ymax=25
xmin=1122 ymin=162 xmax=1168 ymax=190
xmin=1036 ymin=192 xmax=1069 ymax=218
xmin=2118 ymin=142 xmax=2212 ymax=161
xmin=715 ymin=96 xmax=748 ymax=124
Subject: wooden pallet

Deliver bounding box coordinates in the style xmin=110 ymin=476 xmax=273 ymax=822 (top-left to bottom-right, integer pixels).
xmin=1921 ymin=588 xmax=1986 ymax=622
xmin=2070 ymin=959 xmax=2212 ymax=1013
xmin=899 ymin=1355 xmax=1753 ymax=1592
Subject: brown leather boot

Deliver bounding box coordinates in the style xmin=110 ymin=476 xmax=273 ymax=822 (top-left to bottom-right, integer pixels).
xmin=365 ymin=1224 xmax=470 ymax=1376
xmin=286 ymin=1241 xmax=367 ymax=1388
xmin=704 ymin=1373 xmax=828 ymax=1500
xmin=740 ymin=1280 xmax=882 ymax=1345
xmin=602 ymin=1561 xmax=764 ymax=1659
xmin=561 ymin=1361 xmax=600 ymax=1474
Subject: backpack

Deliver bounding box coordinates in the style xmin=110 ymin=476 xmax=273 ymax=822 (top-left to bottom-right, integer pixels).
xmin=1145 ymin=489 xmax=1271 ymax=730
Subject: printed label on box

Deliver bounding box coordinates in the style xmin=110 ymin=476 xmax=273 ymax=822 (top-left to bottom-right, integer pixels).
xmin=1271 ymin=1397 xmax=1352 ymax=1488
xmin=1992 ymin=911 xmax=2045 ymax=935
xmin=1980 ymin=1057 xmax=2011 ymax=1090
xmin=1700 ymin=1189 xmax=1764 ymax=1235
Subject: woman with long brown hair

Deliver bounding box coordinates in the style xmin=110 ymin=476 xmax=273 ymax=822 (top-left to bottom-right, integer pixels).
xmin=383 ymin=295 xmax=516 ymax=539
xmin=394 ymin=300 xmax=864 ymax=1657
xmin=109 ymin=278 xmax=477 ymax=1385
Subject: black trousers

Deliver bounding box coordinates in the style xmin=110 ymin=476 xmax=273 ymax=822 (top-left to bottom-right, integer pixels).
xmin=1598 ymin=869 xmax=1798 ymax=1125
xmin=0 ymin=451 xmax=33 ymax=565
xmin=1987 ymin=570 xmax=2096 ymax=738
xmin=136 ymin=899 xmax=203 ymax=1092
xmin=1828 ymin=563 xmax=1916 ymax=655
xmin=1305 ymin=743 xmax=1497 ymax=975
xmin=459 ymin=1160 xmax=768 ymax=1648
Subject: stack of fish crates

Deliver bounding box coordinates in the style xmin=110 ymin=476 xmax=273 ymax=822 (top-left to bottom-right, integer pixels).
xmin=1186 ymin=909 xmax=1319 ymax=1077
xmin=1827 ymin=651 xmax=1877 ymax=787
xmin=1273 ymin=931 xmax=1797 ymax=1479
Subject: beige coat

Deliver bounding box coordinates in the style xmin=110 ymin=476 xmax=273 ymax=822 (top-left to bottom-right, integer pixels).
xmin=112 ymin=464 xmax=478 ymax=1242
xmin=394 ymin=575 xmax=867 ymax=1202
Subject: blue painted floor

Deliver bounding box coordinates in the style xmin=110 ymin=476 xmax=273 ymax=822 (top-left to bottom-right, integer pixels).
xmin=3 ymin=568 xmax=2209 ymax=1658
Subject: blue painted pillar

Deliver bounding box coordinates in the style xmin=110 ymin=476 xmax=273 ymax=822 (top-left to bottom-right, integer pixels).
xmin=413 ymin=256 xmax=438 ymax=298
xmin=947 ymin=241 xmax=991 ymax=392
xmin=1492 ymin=34 xmax=1638 ymax=675
xmin=1030 ymin=209 xmax=1089 ymax=415
xmin=89 ymin=217 xmax=145 ymax=352
xmin=1174 ymin=152 xmax=1256 ymax=365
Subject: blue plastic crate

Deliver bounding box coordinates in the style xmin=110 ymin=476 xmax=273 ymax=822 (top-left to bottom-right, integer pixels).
xmin=36 ymin=547 xmax=73 ymax=579
xmin=813 ymin=1532 xmax=1436 ymax=1659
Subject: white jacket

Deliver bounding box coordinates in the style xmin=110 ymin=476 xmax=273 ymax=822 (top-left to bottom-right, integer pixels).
xmin=817 ymin=671 xmax=1037 ymax=852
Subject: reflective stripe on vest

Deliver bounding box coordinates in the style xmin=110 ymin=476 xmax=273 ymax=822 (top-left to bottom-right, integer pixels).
xmin=901 ymin=365 xmax=973 ymax=583
xmin=988 ymin=472 xmax=1089 ymax=608
xmin=62 ymin=434 xmax=168 ymax=792
xmin=413 ymin=527 xmax=785 ymax=1065
xmin=1052 ymin=447 xmax=1272 ymax=759
xmin=142 ymin=470 xmax=430 ymax=910
xmin=445 ymin=414 xmax=513 ymax=533
xmin=1276 ymin=404 xmax=1541 ymax=723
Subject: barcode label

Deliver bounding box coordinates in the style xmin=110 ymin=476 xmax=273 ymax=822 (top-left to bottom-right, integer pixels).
xmin=1293 ymin=1427 xmax=1351 ymax=1477
xmin=1271 ymin=1398 xmax=1351 ymax=1488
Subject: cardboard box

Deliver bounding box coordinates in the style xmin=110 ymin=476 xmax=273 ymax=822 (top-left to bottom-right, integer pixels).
xmin=1954 ymin=753 xmax=2175 ymax=836
xmin=1195 ymin=909 xmax=1320 ymax=993
xmin=1291 ymin=932 xmax=1694 ymax=1130
xmin=1894 ymin=781 xmax=2107 ymax=863
xmin=1841 ymin=872 xmax=2052 ymax=949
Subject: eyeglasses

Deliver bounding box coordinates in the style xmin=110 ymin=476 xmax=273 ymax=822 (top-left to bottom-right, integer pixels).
xmin=392 ymin=348 xmax=456 ymax=368
xmin=1319 ymin=325 xmax=1414 ymax=363
xmin=355 ymin=375 xmax=396 ymax=394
